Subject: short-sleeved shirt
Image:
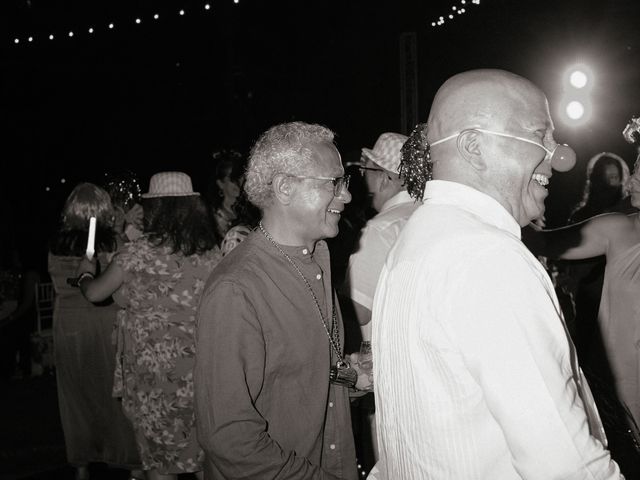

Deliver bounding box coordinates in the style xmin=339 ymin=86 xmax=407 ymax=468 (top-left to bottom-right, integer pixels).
xmin=195 ymin=230 xmax=357 ymax=480
xmin=344 ymin=190 xmax=419 ymax=310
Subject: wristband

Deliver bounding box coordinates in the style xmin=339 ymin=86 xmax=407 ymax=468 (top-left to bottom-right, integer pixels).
xmin=67 ymin=271 xmax=95 ymax=287
xmin=78 ymin=272 xmax=95 ymax=284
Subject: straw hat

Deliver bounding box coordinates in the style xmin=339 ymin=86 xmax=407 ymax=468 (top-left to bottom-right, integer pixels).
xmin=361 ymin=132 xmax=409 ymax=174
xmin=141 ymin=172 xmax=200 ymax=198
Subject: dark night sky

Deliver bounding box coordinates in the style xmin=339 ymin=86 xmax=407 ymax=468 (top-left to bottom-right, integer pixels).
xmin=3 ymin=0 xmax=640 ymax=258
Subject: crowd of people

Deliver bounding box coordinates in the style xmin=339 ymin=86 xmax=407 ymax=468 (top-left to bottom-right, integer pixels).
xmin=3 ymin=67 xmax=640 ymax=479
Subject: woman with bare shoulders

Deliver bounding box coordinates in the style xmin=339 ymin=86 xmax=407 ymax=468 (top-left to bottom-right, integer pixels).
xmin=534 ymin=165 xmax=640 ymax=473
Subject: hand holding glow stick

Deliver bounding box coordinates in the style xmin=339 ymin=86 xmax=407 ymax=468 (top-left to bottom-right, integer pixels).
xmin=86 ymin=216 xmax=96 ymax=260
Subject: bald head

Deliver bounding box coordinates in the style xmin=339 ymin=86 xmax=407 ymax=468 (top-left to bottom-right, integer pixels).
xmin=427 ymin=69 xmax=548 ymax=145
xmin=425 ymin=69 xmax=566 ymax=227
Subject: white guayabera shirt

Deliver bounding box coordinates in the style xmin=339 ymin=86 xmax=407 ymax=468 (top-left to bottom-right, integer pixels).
xmin=371 ymin=180 xmax=622 ymax=480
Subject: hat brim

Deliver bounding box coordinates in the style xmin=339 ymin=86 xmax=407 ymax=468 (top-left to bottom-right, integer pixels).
xmin=361 ymin=148 xmax=384 ymax=168
xmin=141 ymin=192 xmax=200 ymax=198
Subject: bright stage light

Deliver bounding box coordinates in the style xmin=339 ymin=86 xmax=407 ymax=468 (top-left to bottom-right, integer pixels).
xmin=569 ymin=70 xmax=588 ymax=89
xmin=564 ymin=64 xmax=593 ymax=91
xmin=559 ymin=63 xmax=594 ymax=126
xmin=566 ymin=101 xmax=585 ymax=120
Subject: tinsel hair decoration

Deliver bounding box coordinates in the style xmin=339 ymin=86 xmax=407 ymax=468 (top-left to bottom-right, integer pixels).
xmin=102 ymin=170 xmax=142 ymax=211
xmin=399 ymin=122 xmax=431 ymax=201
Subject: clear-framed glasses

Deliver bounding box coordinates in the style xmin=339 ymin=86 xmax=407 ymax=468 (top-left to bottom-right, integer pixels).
xmin=287 ymin=174 xmax=351 ymax=197
xmin=430 ymin=127 xmax=576 ymax=172
xmin=358 ymin=166 xmax=385 ymax=175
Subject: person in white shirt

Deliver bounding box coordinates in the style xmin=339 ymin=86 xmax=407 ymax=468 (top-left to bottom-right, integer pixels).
xmin=342 ymin=132 xmax=419 ymax=467
xmin=344 ymin=132 xmax=418 ymax=335
xmin=371 ymin=69 xmax=623 ymax=479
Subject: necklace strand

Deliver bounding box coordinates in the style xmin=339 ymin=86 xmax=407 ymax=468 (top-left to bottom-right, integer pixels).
xmin=258 ymin=222 xmax=344 ymax=362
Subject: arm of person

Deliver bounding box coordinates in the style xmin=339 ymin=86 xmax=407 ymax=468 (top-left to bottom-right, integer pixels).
xmin=524 ymin=214 xmax=628 ymax=261
xmin=195 ymin=281 xmax=339 ymax=480
xmin=343 ymin=223 xmax=395 ymax=326
xmin=76 ymin=256 xmax=125 ymax=303
xmin=352 ymin=301 xmax=372 ymax=329
xmin=450 ymin=246 xmax=621 ymax=479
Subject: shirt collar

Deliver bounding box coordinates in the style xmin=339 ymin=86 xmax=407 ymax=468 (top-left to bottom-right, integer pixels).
xmin=422 ymin=180 xmax=521 ymax=239
xmin=254 ymin=229 xmax=328 ymax=264
xmin=379 ymin=190 xmax=416 ymax=212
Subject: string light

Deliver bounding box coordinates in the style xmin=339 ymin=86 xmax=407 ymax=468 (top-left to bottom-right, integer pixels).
xmin=10 ymin=2 xmax=220 ymax=45
xmin=431 ymin=0 xmax=480 ymax=27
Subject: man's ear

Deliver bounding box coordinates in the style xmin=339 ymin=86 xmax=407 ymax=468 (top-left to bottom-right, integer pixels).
xmin=378 ymin=171 xmax=398 ymax=192
xmin=272 ymin=173 xmax=293 ymax=205
xmin=378 ymin=173 xmax=391 ymax=192
xmin=457 ymin=130 xmax=488 ymax=172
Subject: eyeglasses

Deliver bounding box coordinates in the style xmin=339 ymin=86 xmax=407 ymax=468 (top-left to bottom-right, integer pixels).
xmin=287 ymin=174 xmax=351 ymax=196
xmin=358 ymin=166 xmax=394 ymax=180
xmin=358 ymin=166 xmax=385 ymax=174
xmin=430 ymin=127 xmax=576 ymax=172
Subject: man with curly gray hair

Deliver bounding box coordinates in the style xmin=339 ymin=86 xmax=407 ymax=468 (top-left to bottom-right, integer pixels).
xmin=195 ymin=121 xmax=362 ymax=479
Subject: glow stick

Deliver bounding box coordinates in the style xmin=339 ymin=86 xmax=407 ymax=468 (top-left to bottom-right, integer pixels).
xmin=86 ymin=216 xmax=96 ymax=260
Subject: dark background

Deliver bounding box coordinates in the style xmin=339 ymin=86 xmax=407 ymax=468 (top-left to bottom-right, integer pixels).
xmin=3 ymin=0 xmax=640 ymax=256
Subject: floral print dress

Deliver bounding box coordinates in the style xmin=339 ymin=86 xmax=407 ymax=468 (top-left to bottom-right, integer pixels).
xmin=111 ymin=238 xmax=221 ymax=473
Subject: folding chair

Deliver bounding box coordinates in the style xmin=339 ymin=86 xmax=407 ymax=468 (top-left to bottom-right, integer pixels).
xmin=32 ymin=281 xmax=55 ymax=375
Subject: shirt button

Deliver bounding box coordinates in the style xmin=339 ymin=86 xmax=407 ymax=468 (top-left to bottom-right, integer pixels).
xmin=329 ymin=402 xmax=334 ymax=407
xmin=316 ymin=273 xmax=322 ymax=280
xmin=302 ymin=248 xmax=308 ymax=255
xmin=330 ymin=444 xmax=336 ymax=450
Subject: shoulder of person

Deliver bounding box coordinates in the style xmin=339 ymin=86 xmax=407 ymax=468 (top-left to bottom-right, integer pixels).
xmin=587 ymin=212 xmax=635 ymax=235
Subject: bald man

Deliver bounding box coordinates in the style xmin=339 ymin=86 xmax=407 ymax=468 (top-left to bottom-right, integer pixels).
xmin=371 ymin=70 xmax=622 ymax=479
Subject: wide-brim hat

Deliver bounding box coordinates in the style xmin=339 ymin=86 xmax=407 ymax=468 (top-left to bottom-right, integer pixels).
xmin=141 ymin=171 xmax=200 ymax=198
xmin=361 ymin=132 xmax=409 ymax=174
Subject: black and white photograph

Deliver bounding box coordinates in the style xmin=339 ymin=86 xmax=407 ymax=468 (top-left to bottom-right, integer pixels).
xmin=3 ymin=1 xmax=640 ymax=479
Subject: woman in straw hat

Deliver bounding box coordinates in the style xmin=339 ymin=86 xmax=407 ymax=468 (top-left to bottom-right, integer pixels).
xmin=74 ymin=172 xmax=221 ymax=480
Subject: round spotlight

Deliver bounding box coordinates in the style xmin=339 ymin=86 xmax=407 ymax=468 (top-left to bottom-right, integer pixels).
xmin=569 ymin=70 xmax=588 ymax=89
xmin=566 ymin=100 xmax=585 ymax=120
